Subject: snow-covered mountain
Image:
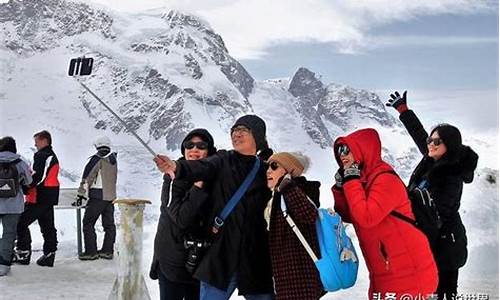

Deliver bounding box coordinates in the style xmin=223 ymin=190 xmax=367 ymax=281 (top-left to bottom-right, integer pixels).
xmin=0 ymin=0 xmax=497 ymax=299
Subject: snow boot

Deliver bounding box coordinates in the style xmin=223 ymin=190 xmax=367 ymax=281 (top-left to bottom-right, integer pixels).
xmin=36 ymin=252 xmax=55 ymax=267
xmin=12 ymin=249 xmax=31 ymax=265
xmin=79 ymin=252 xmax=99 ymax=261
xmin=98 ymin=250 xmax=113 ymax=260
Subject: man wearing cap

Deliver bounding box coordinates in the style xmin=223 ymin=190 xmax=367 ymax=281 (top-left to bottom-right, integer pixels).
xmin=155 ymin=115 xmax=274 ymax=300
xmin=76 ymin=136 xmax=118 ymax=260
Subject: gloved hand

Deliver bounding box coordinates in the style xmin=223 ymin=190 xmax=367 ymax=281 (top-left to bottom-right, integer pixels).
xmin=385 ymin=90 xmax=408 ymax=113
xmin=343 ymin=163 xmax=361 ymax=183
xmin=72 ymin=194 xmax=87 ymax=207
xmin=334 ymin=169 xmax=343 ymax=189
xmin=276 ymin=174 xmax=293 ymax=193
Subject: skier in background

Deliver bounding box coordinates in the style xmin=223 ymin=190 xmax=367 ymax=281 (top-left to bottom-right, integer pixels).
xmin=76 ymin=136 xmax=118 ymax=261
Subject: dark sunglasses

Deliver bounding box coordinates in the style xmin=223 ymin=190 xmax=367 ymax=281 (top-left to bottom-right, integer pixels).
xmin=337 ymin=144 xmax=350 ymax=156
xmin=183 ymin=140 xmax=208 ymax=150
xmin=268 ymin=161 xmax=280 ymax=171
xmin=426 ymin=137 xmax=443 ymax=146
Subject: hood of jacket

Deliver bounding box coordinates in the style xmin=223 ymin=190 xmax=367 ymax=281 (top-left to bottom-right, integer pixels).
xmin=0 ymin=151 xmax=22 ymax=163
xmin=333 ymin=128 xmax=394 ymax=185
xmin=430 ymin=145 xmax=478 ymax=184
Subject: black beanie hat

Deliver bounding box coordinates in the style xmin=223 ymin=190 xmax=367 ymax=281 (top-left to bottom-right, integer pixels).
xmin=231 ymin=115 xmax=267 ymax=151
xmin=0 ymin=136 xmax=17 ymax=154
xmin=181 ymin=128 xmax=217 ymax=156
xmin=431 ymin=124 xmax=462 ymax=158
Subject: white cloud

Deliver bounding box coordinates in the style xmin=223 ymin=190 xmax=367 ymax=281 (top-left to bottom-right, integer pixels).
xmin=86 ymin=0 xmax=496 ymax=59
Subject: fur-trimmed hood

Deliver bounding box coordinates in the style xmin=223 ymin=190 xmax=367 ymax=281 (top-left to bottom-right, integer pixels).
xmin=429 ymin=145 xmax=478 ymax=184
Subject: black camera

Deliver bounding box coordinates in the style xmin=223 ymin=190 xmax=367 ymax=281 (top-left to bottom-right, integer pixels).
xmin=184 ymin=239 xmax=211 ymax=274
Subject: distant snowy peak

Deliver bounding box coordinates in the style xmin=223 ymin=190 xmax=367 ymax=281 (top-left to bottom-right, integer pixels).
xmin=0 ymin=0 xmax=115 ymax=55
xmin=286 ymin=67 xmax=399 ymax=148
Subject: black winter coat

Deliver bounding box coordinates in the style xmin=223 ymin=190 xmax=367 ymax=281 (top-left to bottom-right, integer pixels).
xmin=400 ymin=110 xmax=478 ymax=271
xmin=151 ymin=173 xmax=211 ymax=284
xmin=175 ymin=150 xmax=274 ymax=295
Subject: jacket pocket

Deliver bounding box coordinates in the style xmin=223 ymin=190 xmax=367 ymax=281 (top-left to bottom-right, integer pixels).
xmin=379 ymin=241 xmax=390 ymax=271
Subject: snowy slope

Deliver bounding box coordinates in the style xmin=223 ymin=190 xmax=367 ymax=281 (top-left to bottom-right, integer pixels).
xmin=0 ymin=0 xmax=497 ymax=299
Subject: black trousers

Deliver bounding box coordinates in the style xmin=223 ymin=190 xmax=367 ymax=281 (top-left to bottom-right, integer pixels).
xmin=436 ymin=269 xmax=459 ymax=300
xmin=158 ymin=267 xmax=200 ymax=300
xmin=16 ymin=203 xmax=58 ymax=254
xmin=82 ymin=198 xmax=116 ymax=254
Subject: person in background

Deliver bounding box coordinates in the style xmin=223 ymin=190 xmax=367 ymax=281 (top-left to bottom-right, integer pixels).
xmin=332 ymin=128 xmax=438 ymax=299
xmin=0 ymin=136 xmax=32 ymax=276
xmin=76 ymin=136 xmax=118 ymax=261
xmin=386 ymin=91 xmax=478 ymax=300
xmin=150 ymin=128 xmax=216 ymax=300
xmin=154 ymin=115 xmax=275 ymax=300
xmin=13 ymin=130 xmax=60 ymax=267
xmin=265 ymin=152 xmax=324 ymax=300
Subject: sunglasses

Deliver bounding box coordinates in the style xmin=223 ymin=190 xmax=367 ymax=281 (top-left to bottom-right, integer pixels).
xmin=268 ymin=161 xmax=280 ymax=171
xmin=337 ymin=144 xmax=350 ymax=156
xmin=183 ymin=140 xmax=208 ymax=150
xmin=426 ymin=137 xmax=443 ymax=146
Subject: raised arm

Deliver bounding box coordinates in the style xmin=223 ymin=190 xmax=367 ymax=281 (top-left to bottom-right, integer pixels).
xmin=386 ymin=91 xmax=429 ymax=155
xmin=155 ymin=151 xmax=224 ymax=181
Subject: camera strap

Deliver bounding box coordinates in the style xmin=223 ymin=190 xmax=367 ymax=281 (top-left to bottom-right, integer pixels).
xmin=211 ymin=157 xmax=260 ymax=234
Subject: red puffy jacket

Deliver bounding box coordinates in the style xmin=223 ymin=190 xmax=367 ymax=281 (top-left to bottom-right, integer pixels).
xmin=332 ymin=128 xmax=437 ymax=299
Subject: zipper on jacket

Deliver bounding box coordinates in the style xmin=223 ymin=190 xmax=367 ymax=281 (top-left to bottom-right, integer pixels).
xmin=451 ymin=233 xmax=456 ymax=243
xmin=379 ymin=241 xmax=390 ymax=271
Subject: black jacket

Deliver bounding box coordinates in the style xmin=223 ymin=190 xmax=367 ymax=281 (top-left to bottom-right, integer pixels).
xmin=175 ymin=150 xmax=274 ymax=295
xmin=151 ymin=172 xmax=210 ymax=284
xmin=29 ymin=145 xmax=60 ymax=205
xmin=400 ymin=110 xmax=478 ymax=271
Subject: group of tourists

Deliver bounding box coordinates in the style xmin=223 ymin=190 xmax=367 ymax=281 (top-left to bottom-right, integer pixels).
xmin=0 ymin=90 xmax=478 ymax=300
xmin=151 ymin=91 xmax=478 ymax=300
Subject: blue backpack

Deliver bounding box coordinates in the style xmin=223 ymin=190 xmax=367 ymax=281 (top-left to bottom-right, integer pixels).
xmin=315 ymin=208 xmax=358 ymax=291
xmin=281 ymin=197 xmax=358 ymax=292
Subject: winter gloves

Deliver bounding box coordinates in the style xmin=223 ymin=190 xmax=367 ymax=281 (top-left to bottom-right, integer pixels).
xmin=276 ymin=174 xmax=293 ymax=193
xmin=333 ymin=164 xmax=361 ymax=188
xmin=386 ymin=90 xmax=408 ymax=114
xmin=342 ymin=164 xmax=361 ymax=183
xmin=72 ymin=194 xmax=87 ymax=207
xmin=334 ymin=170 xmax=343 ymax=189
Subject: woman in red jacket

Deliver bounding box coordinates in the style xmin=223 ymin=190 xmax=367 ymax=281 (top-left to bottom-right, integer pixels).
xmin=331 ymin=128 xmax=438 ymax=300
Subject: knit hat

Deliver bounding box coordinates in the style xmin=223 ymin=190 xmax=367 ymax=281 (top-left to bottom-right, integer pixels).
xmin=430 ymin=124 xmax=462 ymax=158
xmin=268 ymin=152 xmax=310 ymax=177
xmin=181 ymin=128 xmax=217 ymax=156
xmin=94 ymin=136 xmax=111 ymax=149
xmin=231 ymin=115 xmax=267 ymax=151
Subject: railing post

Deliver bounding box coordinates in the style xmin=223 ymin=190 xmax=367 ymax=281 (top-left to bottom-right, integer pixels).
xmin=108 ymin=199 xmax=152 ymax=300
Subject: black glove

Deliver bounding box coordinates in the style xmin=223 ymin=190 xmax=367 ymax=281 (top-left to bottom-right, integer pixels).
xmin=72 ymin=194 xmax=87 ymax=207
xmin=343 ymin=163 xmax=361 ymax=183
xmin=385 ymin=90 xmax=408 ymax=113
xmin=334 ymin=169 xmax=343 ymax=189
xmin=276 ymin=174 xmax=293 ymax=193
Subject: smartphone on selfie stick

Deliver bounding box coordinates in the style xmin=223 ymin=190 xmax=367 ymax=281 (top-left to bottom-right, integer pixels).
xmin=68 ymin=57 xmax=157 ymax=157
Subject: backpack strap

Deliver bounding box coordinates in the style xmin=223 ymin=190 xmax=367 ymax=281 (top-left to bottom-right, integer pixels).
xmin=280 ymin=195 xmax=319 ymax=262
xmin=370 ymin=170 xmax=420 ymax=228
xmin=211 ymin=157 xmax=260 ymax=234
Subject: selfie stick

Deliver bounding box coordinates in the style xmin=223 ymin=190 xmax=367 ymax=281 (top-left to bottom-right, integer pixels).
xmin=77 ymin=80 xmax=157 ymax=157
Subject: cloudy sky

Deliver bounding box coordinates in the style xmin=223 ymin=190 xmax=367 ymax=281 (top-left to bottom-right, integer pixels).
xmin=86 ymin=0 xmax=498 ymax=131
